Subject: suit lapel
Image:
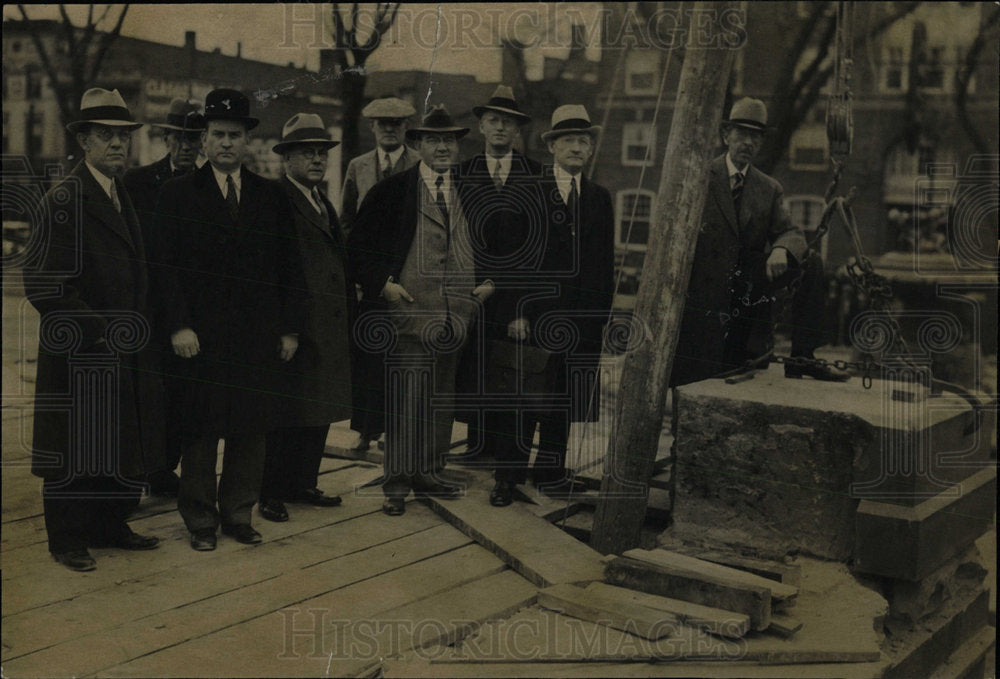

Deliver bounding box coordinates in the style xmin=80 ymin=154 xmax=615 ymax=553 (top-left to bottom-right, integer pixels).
xmin=710 ymin=160 xmax=740 ymax=237
xmin=739 ymin=166 xmax=763 ymax=230
xmin=284 ymin=177 xmax=335 ymax=242
xmin=191 ymin=163 xmax=236 ymax=228
xmin=75 ymin=163 xmax=136 ymax=253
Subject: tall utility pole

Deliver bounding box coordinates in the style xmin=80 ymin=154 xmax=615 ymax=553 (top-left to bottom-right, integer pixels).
xmin=590 ymin=1 xmax=739 ymax=555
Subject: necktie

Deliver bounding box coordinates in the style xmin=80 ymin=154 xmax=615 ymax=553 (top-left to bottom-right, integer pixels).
xmin=225 ymin=174 xmax=239 ymax=220
xmin=493 ymin=159 xmax=503 ymax=190
xmin=435 ymin=174 xmax=449 ymax=228
xmin=382 ymin=153 xmax=393 ymax=181
xmin=567 ymin=176 xmax=579 ymax=235
xmin=109 ymin=180 xmax=122 ymax=214
xmin=312 ymin=186 xmax=330 ymax=222
xmin=731 ymin=172 xmax=744 ymax=216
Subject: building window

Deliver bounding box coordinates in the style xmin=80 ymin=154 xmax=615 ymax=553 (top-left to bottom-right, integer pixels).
xmin=616 ymin=190 xmax=655 ymax=250
xmin=28 ymin=110 xmax=44 ymax=157
xmin=625 ymin=51 xmax=658 ymax=96
xmin=788 ymin=125 xmax=828 ymax=171
xmin=919 ymin=45 xmax=947 ymax=91
xmin=621 ymin=122 xmax=656 ymax=167
xmin=882 ymin=45 xmax=907 ymax=92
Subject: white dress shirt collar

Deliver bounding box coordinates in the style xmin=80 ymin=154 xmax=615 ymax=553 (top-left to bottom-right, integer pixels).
xmin=379 ymin=145 xmax=406 ymax=172
xmin=485 ymin=150 xmax=513 ymax=185
xmin=85 ymin=161 xmax=116 ymax=202
xmin=553 ymin=163 xmax=581 ymax=205
xmin=286 ymin=174 xmax=322 ymax=213
xmin=211 ymin=164 xmax=241 ymax=200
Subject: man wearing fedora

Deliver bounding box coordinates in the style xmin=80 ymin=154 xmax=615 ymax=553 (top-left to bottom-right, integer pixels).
xmin=151 ymin=89 xmax=307 ymax=550
xmin=340 ymin=97 xmax=421 ymax=457
xmin=25 ymin=88 xmax=166 ymax=571
xmin=347 ymin=105 xmax=494 ymax=516
xmin=488 ymin=104 xmax=615 ymax=506
xmin=455 ymin=85 xmax=544 ymax=465
xmin=259 ymin=114 xmax=354 ymax=523
xmin=671 ymin=97 xmax=848 ymax=387
xmin=123 ymin=97 xmax=206 ymax=499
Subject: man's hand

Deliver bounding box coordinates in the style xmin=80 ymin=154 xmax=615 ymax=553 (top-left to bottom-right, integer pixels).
xmin=279 ymin=335 xmax=298 ymax=362
xmin=472 ymin=280 xmax=495 ymax=302
xmin=382 ymin=280 xmax=414 ymax=303
xmin=766 ymin=247 xmax=788 ymax=281
xmin=507 ymin=317 xmax=530 ymax=341
xmin=171 ymin=328 xmax=200 ymax=358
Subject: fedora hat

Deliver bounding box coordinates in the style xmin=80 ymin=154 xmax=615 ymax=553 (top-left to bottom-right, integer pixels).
xmin=722 ymin=97 xmax=768 ymax=132
xmin=203 ymin=88 xmax=259 ymax=130
xmin=66 ymin=88 xmax=143 ymax=133
xmin=540 ymin=104 xmax=601 ymax=142
xmin=155 ymin=98 xmax=206 ymax=132
xmin=472 ymin=85 xmax=531 ymax=124
xmin=362 ymin=97 xmax=416 ymax=120
xmin=405 ymin=105 xmax=470 ymax=141
xmin=272 ymin=113 xmax=339 ymax=154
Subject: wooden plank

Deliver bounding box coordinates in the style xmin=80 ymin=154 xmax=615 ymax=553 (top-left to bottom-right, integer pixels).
xmin=695 ymin=551 xmax=802 ymax=587
xmin=3 ymin=524 xmax=480 ymax=678
xmin=767 ymin=613 xmax=804 ymax=638
xmin=2 ymin=505 xmax=443 ymax=660
xmin=605 ymin=556 xmax=772 ymax=631
xmin=538 ymin=583 xmax=676 ymax=641
xmin=1 ymin=465 xmax=386 ymax=614
xmin=584 ymin=582 xmax=749 ymax=638
xmin=928 ymin=627 xmax=995 ymax=679
xmin=95 ymin=545 xmax=516 ymax=678
xmin=425 ymin=494 xmax=606 ymax=587
xmin=624 ymin=549 xmax=799 ymax=601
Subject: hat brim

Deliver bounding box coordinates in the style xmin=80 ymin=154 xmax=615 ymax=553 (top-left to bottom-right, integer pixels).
xmin=272 ymin=139 xmax=340 ymax=154
xmin=721 ymin=120 xmax=767 ymax=132
xmin=67 ymin=120 xmax=143 ymax=133
xmin=405 ymin=127 xmax=470 ymax=141
xmin=204 ymin=114 xmax=260 ymax=131
xmin=154 ymin=123 xmax=207 ymax=132
xmin=472 ymin=105 xmax=531 ymax=123
xmin=540 ymin=125 xmax=602 ymax=142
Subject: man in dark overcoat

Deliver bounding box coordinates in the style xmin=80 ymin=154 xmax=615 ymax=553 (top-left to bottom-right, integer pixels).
xmin=454 ymin=85 xmax=544 ymax=468
xmin=488 ymin=105 xmax=615 ymax=506
xmin=671 ymin=97 xmax=848 ymax=386
xmin=122 ymin=97 xmax=205 ymax=498
xmin=340 ymin=97 xmax=421 ymax=455
xmin=347 ymin=105 xmax=494 ymax=516
xmin=151 ymin=89 xmax=307 ymax=550
xmin=26 ymin=88 xmax=166 ymax=571
xmin=258 ymin=113 xmax=354 ymax=523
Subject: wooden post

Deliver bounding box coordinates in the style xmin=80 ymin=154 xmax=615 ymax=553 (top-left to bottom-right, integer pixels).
xmin=590 ymin=3 xmax=738 ymax=555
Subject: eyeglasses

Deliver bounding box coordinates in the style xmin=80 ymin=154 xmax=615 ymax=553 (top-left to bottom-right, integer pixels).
xmin=91 ymin=127 xmax=133 ymax=143
xmin=291 ymin=148 xmax=330 ymax=160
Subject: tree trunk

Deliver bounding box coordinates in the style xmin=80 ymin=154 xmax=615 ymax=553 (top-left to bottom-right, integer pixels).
xmin=589 ymin=2 xmax=738 ymax=556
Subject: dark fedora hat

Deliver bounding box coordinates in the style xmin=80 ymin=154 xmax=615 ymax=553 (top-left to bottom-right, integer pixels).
xmin=66 ymin=88 xmax=143 ymax=133
xmin=155 ymin=98 xmax=206 ymax=132
xmin=722 ymin=97 xmax=768 ymax=132
xmin=472 ymin=85 xmax=531 ymax=124
xmin=272 ymin=113 xmax=339 ymax=154
xmin=204 ymin=88 xmax=259 ymax=130
xmin=405 ymin=105 xmax=470 ymax=141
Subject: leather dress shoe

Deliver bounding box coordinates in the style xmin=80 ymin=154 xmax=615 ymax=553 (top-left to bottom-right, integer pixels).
xmin=785 ymin=360 xmax=850 ymax=382
xmin=489 ymin=480 xmax=515 ymax=507
xmin=190 ymin=529 xmax=217 ymax=551
xmin=413 ymin=481 xmax=462 ymax=500
xmin=52 ymin=549 xmax=97 ymax=572
xmin=108 ymin=531 xmax=160 ymax=551
xmin=535 ymin=477 xmax=588 ymax=499
xmin=259 ymin=498 xmax=289 ymax=522
xmin=288 ymin=488 xmax=342 ymax=507
xmin=222 ymin=524 xmax=263 ymax=544
xmin=382 ymin=498 xmax=405 ymax=516
xmin=347 ymin=433 xmax=372 ymax=452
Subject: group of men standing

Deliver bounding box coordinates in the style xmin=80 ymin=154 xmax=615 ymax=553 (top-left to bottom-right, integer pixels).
xmin=27 ymin=79 xmax=842 ymax=572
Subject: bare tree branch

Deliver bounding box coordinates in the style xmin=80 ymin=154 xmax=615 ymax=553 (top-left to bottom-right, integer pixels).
xmin=88 ymin=5 xmax=129 ymax=82
xmin=955 ymin=6 xmax=999 ymax=155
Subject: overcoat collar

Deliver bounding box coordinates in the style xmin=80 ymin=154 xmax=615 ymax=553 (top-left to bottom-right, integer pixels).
xmin=710 ymin=155 xmax=740 ymax=236
xmin=190 ymin=162 xmax=262 ymax=229
xmin=72 ymin=161 xmax=138 ymax=253
xmin=282 ymin=176 xmax=339 ymax=244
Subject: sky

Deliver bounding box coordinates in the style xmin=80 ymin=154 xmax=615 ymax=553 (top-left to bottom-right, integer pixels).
xmin=5 ymin=3 xmax=604 ymax=80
